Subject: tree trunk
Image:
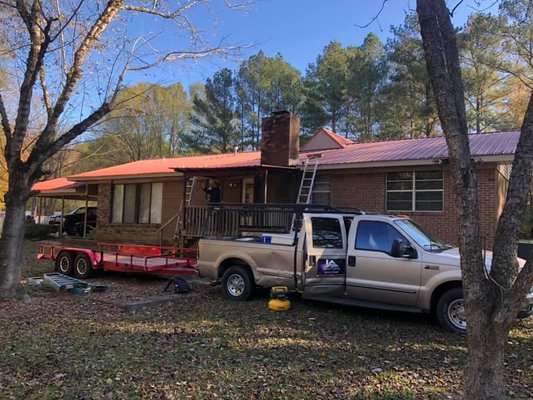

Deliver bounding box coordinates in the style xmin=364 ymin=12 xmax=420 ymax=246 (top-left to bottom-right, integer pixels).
xmin=464 ymin=311 xmax=511 ymax=399
xmin=0 ymin=185 xmax=29 ymax=298
xmin=416 ymin=1 xmax=519 ymax=398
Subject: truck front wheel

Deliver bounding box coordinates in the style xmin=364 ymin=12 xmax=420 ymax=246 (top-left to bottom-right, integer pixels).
xmin=436 ymin=288 xmax=466 ymax=333
xmin=221 ymin=266 xmax=254 ymax=301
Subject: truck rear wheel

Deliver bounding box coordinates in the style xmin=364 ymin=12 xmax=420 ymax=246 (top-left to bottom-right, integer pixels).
xmin=436 ymin=288 xmax=466 ymax=333
xmin=221 ymin=266 xmax=254 ymax=301
xmin=74 ymin=253 xmax=93 ymax=279
xmin=55 ymin=251 xmax=74 ymax=276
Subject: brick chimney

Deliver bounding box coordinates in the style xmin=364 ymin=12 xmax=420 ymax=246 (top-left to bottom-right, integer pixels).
xmin=261 ymin=111 xmax=300 ymax=167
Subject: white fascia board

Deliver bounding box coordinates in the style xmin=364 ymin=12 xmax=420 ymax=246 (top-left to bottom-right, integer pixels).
xmin=314 ymin=155 xmax=514 ymax=170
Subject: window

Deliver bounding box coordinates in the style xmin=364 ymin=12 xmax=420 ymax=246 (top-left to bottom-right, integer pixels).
xmin=111 ymin=183 xmax=163 ymax=224
xmin=311 ymin=217 xmax=344 ymax=249
xmin=386 ymin=171 xmax=443 ymax=212
xmin=355 ymin=221 xmax=408 ymax=254
xmin=312 ymin=175 xmax=331 ymax=205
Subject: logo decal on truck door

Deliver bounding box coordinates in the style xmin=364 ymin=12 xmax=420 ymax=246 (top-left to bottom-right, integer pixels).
xmin=317 ymin=259 xmax=346 ymax=275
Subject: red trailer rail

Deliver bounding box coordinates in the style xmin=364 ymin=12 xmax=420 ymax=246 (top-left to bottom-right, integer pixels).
xmin=38 ymin=242 xmax=199 ymax=279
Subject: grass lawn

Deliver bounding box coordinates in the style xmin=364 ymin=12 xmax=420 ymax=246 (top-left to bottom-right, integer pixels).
xmin=0 ymin=240 xmax=531 ymax=399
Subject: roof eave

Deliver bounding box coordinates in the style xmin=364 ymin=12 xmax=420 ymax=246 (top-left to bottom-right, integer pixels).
xmin=69 ymin=172 xmax=183 ymax=182
xmin=316 ymin=154 xmax=514 ymax=170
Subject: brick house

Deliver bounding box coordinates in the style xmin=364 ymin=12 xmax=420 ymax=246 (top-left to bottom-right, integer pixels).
xmin=33 ymin=112 xmax=518 ymax=248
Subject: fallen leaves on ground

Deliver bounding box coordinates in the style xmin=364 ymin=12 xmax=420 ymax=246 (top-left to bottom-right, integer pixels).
xmin=0 ymin=240 xmax=531 ymax=399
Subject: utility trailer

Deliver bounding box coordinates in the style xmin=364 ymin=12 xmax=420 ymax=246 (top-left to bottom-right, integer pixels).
xmin=37 ymin=242 xmax=198 ymax=279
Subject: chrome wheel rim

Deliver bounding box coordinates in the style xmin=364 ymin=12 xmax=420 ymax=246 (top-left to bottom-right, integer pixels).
xmin=448 ymin=298 xmax=466 ymax=330
xmin=227 ymin=274 xmax=245 ymax=297
xmin=58 ymin=256 xmax=70 ymax=273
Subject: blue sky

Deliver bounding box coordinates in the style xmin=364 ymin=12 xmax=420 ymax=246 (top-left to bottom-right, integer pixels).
xmin=125 ymin=0 xmax=497 ymax=90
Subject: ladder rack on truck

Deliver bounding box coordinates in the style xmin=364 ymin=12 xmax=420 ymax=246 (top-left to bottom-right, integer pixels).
xmin=37 ymin=242 xmax=199 ymax=279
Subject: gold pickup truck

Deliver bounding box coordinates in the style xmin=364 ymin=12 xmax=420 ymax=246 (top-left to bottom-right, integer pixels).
xmin=198 ymin=213 xmax=533 ymax=333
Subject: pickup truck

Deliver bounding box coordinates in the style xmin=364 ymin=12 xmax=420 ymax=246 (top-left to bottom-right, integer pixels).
xmin=198 ymin=212 xmax=533 ymax=333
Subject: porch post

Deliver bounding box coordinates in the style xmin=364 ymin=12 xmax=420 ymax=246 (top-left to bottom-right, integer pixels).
xmin=60 ymin=196 xmax=65 ymax=236
xmin=181 ymin=175 xmax=188 ymax=242
xmin=83 ymin=184 xmax=89 ymax=238
xmin=263 ymin=170 xmax=269 ymax=203
xmin=38 ymin=196 xmax=43 ymax=224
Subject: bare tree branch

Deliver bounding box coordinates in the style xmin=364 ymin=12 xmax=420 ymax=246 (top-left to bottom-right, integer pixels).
xmin=449 ymin=0 xmax=464 ymax=17
xmin=39 ymin=67 xmax=53 ymax=117
xmin=127 ymin=45 xmax=246 ymax=71
xmin=122 ymin=0 xmax=203 ymax=19
xmin=355 ymin=0 xmax=388 ymax=29
xmin=28 ymin=102 xmax=111 ymax=178
xmin=0 ymin=91 xmax=12 ymax=138
xmin=37 ymin=0 xmax=123 ymax=151
xmin=12 ymin=2 xmax=54 ymax=160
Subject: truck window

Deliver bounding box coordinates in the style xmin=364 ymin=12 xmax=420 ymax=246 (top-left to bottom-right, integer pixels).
xmin=311 ymin=217 xmax=344 ymax=249
xmin=355 ymin=221 xmax=408 ymax=254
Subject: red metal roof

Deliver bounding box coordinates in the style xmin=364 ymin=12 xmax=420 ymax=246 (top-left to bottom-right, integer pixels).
xmin=64 ymin=131 xmax=519 ymax=181
xmin=315 ymin=131 xmax=519 ymax=167
xmin=70 ymin=152 xmax=262 ymax=180
xmin=32 ymin=177 xmax=84 ymax=192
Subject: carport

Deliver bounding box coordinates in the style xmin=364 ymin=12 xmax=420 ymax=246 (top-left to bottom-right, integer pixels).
xmin=31 ymin=177 xmax=98 ymax=237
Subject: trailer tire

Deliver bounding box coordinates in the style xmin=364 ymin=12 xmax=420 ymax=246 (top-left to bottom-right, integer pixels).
xmin=221 ymin=266 xmax=254 ymax=301
xmin=436 ymin=288 xmax=466 ymax=334
xmin=55 ymin=251 xmax=74 ymax=276
xmin=74 ymin=253 xmax=93 ymax=279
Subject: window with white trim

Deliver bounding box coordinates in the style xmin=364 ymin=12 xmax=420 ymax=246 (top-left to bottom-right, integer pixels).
xmin=386 ymin=171 xmax=443 ymax=212
xmin=112 ymin=183 xmax=163 ymax=224
xmin=312 ymin=175 xmax=331 ymax=205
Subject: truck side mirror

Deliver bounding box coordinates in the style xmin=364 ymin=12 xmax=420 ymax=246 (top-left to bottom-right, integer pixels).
xmin=390 ymin=239 xmax=416 ymax=258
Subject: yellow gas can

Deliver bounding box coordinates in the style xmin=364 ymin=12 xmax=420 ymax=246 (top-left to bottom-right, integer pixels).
xmin=268 ymin=286 xmax=291 ymax=311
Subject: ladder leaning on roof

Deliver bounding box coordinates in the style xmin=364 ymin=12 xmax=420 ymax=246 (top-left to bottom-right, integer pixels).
xmin=174 ymin=177 xmax=198 ymax=242
xmin=290 ymin=155 xmax=321 ymax=231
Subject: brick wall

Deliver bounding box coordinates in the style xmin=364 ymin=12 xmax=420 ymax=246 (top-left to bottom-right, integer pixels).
xmin=93 ymin=179 xmax=184 ymax=245
xmin=330 ymin=164 xmax=504 ymax=249
xmin=91 ymin=163 xmax=507 ymax=249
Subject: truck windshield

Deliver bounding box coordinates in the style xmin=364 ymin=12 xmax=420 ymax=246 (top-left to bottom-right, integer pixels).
xmin=394 ymin=219 xmax=451 ymax=252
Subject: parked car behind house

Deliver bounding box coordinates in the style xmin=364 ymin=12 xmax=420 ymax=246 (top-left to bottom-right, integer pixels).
xmin=49 ymin=206 xmax=97 ymax=236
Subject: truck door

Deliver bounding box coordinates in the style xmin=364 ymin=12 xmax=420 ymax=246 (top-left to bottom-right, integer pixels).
xmin=345 ymin=219 xmax=422 ymax=307
xmin=302 ymin=214 xmax=347 ymax=296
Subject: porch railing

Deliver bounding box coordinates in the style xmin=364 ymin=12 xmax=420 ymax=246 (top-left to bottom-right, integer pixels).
xmin=181 ymin=203 xmax=345 ymax=239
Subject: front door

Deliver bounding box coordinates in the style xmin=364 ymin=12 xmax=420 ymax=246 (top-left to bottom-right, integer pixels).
xmin=302 ymin=214 xmax=347 ymax=296
xmin=346 ymin=219 xmax=422 ymax=307
xmin=242 ymin=178 xmax=254 ymax=203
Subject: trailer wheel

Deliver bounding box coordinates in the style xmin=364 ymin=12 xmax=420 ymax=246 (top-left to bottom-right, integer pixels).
xmin=55 ymin=251 xmax=74 ymax=276
xmin=436 ymin=288 xmax=466 ymax=334
xmin=74 ymin=253 xmax=93 ymax=279
xmin=221 ymin=266 xmax=254 ymax=301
